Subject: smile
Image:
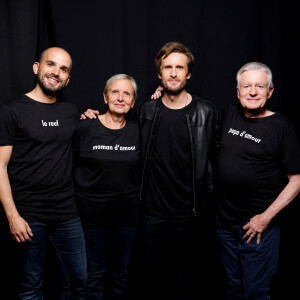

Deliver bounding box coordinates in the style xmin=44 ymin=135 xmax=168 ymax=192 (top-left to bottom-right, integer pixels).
xmin=46 ymin=76 xmax=60 ymax=84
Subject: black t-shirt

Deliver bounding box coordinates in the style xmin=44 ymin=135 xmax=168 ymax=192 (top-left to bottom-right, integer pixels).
xmin=144 ymin=98 xmax=194 ymax=220
xmin=0 ymin=95 xmax=79 ymax=222
xmin=216 ymin=103 xmax=300 ymax=225
xmin=73 ymin=118 xmax=141 ymax=228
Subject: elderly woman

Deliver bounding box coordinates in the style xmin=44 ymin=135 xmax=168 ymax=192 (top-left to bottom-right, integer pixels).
xmin=73 ymin=74 xmax=140 ymax=299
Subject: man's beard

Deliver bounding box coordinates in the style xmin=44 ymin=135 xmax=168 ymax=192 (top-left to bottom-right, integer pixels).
xmin=162 ymin=79 xmax=187 ymax=96
xmin=37 ymin=72 xmax=65 ymax=96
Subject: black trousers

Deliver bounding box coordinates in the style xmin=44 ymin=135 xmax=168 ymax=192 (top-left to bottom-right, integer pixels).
xmin=141 ymin=213 xmax=194 ymax=300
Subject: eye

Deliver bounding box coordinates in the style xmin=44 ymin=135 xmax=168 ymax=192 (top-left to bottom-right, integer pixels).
xmin=111 ymin=90 xmax=118 ymax=94
xmin=177 ymin=66 xmax=183 ymax=70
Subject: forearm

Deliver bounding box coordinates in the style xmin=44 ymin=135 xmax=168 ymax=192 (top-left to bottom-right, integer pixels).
xmin=0 ymin=169 xmax=19 ymax=221
xmin=263 ymin=174 xmax=300 ymax=222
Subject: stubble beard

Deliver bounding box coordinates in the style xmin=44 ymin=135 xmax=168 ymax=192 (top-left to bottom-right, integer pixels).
xmin=37 ymin=72 xmax=65 ymax=96
xmin=162 ymin=80 xmax=187 ymax=96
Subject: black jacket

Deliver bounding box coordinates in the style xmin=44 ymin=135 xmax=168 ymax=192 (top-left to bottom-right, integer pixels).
xmin=137 ymin=95 xmax=220 ymax=216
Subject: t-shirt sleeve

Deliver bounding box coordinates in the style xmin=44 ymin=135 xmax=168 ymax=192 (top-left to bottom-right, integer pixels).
xmin=72 ymin=120 xmax=82 ymax=158
xmin=0 ymin=105 xmax=17 ymax=145
xmin=280 ymin=119 xmax=300 ymax=174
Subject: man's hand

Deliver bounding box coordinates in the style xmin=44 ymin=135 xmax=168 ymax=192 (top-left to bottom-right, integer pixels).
xmin=8 ymin=214 xmax=33 ymax=242
xmin=243 ymin=173 xmax=300 ymax=245
xmin=243 ymin=213 xmax=270 ymax=244
xmin=151 ymin=86 xmax=164 ymax=100
xmin=80 ymin=109 xmax=100 ymax=120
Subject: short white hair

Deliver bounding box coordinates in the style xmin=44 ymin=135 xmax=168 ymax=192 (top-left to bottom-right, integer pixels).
xmin=103 ymin=74 xmax=137 ymax=100
xmin=236 ymin=62 xmax=273 ymax=91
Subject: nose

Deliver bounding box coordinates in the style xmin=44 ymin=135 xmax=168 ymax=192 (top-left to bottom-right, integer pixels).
xmin=249 ymin=86 xmax=258 ymax=95
xmin=51 ymin=66 xmax=60 ymax=77
xmin=118 ymin=93 xmax=124 ymax=101
xmin=170 ymin=67 xmax=177 ymax=77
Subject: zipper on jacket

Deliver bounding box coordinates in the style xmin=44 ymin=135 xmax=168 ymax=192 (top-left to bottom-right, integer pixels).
xmin=186 ymin=114 xmax=197 ymax=216
xmin=140 ymin=107 xmax=161 ymax=204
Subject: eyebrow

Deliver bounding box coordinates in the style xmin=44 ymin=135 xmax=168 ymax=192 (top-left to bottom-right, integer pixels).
xmin=163 ymin=64 xmax=184 ymax=67
xmin=45 ymin=60 xmax=70 ymax=72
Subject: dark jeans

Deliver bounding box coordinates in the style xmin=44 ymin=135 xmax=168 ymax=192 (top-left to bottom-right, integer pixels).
xmin=141 ymin=213 xmax=193 ymax=300
xmin=83 ymin=226 xmax=138 ymax=300
xmin=217 ymin=223 xmax=280 ymax=300
xmin=17 ymin=217 xmax=87 ymax=300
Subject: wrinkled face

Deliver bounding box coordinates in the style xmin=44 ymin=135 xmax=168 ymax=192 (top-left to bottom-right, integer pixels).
xmin=104 ymin=79 xmax=135 ymax=115
xmin=159 ymin=52 xmax=191 ymax=95
xmin=237 ymin=70 xmax=273 ymax=111
xmin=34 ymin=48 xmax=72 ymax=95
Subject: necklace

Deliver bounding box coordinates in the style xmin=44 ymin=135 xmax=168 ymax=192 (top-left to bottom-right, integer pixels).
xmin=162 ymin=92 xmax=190 ymax=109
xmin=185 ymin=92 xmax=189 ymax=107
xmin=104 ymin=114 xmax=126 ymax=129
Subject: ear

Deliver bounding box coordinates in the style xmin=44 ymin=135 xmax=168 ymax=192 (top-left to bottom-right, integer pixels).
xmin=130 ymin=100 xmax=135 ymax=109
xmin=187 ymin=73 xmax=191 ymax=80
xmin=237 ymin=88 xmax=240 ymax=99
xmin=33 ymin=62 xmax=39 ymax=75
xmin=158 ymin=73 xmax=162 ymax=80
xmin=103 ymin=92 xmax=108 ymax=104
xmin=65 ymin=76 xmax=71 ymax=87
xmin=267 ymin=87 xmax=274 ymax=99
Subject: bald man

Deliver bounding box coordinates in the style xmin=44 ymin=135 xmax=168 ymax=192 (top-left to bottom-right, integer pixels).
xmin=0 ymin=47 xmax=87 ymax=299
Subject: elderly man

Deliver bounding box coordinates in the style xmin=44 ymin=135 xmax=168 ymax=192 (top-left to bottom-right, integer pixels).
xmin=216 ymin=62 xmax=300 ymax=300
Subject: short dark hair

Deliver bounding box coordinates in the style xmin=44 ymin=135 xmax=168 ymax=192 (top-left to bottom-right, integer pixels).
xmin=155 ymin=42 xmax=194 ymax=75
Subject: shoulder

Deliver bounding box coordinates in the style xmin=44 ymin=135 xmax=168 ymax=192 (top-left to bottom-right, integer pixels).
xmin=77 ymin=118 xmax=96 ymax=130
xmin=271 ymin=113 xmax=298 ymax=133
xmin=192 ymin=95 xmax=217 ymax=112
xmin=137 ymin=98 xmax=157 ymax=109
xmin=219 ymin=102 xmax=239 ymax=120
xmin=191 ymin=95 xmax=219 ymax=121
xmin=0 ymin=95 xmax=27 ymax=117
xmin=75 ymin=118 xmax=98 ymax=140
xmin=126 ymin=118 xmax=139 ymax=131
xmin=136 ymin=98 xmax=158 ymax=119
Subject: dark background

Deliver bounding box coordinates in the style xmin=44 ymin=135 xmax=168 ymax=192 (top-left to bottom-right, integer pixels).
xmin=0 ymin=0 xmax=299 ymax=299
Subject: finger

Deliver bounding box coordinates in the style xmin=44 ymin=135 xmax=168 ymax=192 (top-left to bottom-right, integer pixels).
xmin=20 ymin=229 xmax=32 ymax=242
xmin=24 ymin=234 xmax=32 ymax=242
xmin=246 ymin=232 xmax=256 ymax=244
xmin=88 ymin=110 xmax=99 ymax=117
xmin=16 ymin=233 xmax=25 ymax=243
xmin=26 ymin=224 xmax=33 ymax=237
xmin=85 ymin=112 xmax=96 ymax=119
xmin=243 ymin=223 xmax=250 ymax=230
xmin=243 ymin=229 xmax=251 ymax=240
xmin=256 ymin=233 xmax=262 ymax=244
xmin=80 ymin=114 xmax=86 ymax=120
